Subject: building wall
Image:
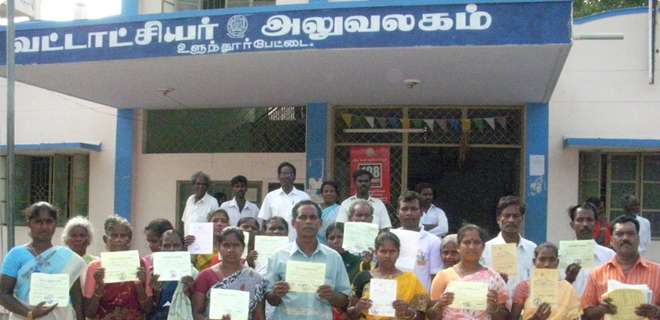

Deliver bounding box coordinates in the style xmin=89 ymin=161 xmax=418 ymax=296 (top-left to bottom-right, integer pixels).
xmin=548 ymin=9 xmax=660 ymax=261
xmin=0 ymin=81 xmax=118 ymax=261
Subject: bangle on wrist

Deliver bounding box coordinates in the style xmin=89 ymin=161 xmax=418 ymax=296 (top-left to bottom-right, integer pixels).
xmin=138 ymin=295 xmax=149 ymax=303
xmin=405 ymin=307 xmax=416 ymax=319
xmin=94 ymin=289 xmax=105 ymax=297
xmin=27 ymin=311 xmax=34 ymax=320
xmin=490 ymin=304 xmax=502 ymax=313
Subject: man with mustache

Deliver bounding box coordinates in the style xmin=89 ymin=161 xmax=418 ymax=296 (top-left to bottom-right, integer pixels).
xmin=265 ymin=200 xmax=351 ymax=320
xmin=221 ymin=175 xmax=260 ymax=227
xmin=562 ymin=202 xmax=615 ymax=297
xmin=582 ymin=215 xmax=660 ymax=320
xmin=480 ymin=195 xmax=537 ymax=309
xmin=623 ymin=195 xmax=651 ymax=256
xmin=394 ymin=191 xmax=442 ymax=293
xmin=336 ymin=169 xmax=392 ymax=231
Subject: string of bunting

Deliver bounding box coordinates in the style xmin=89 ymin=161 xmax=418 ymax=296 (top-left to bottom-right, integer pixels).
xmin=340 ymin=113 xmax=507 ymax=133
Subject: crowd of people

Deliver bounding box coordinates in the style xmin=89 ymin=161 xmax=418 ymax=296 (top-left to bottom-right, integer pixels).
xmin=0 ymin=161 xmax=658 ymax=320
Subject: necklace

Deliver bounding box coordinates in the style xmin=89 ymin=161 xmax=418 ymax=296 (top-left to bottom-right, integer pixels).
xmin=27 ymin=242 xmax=52 ymax=256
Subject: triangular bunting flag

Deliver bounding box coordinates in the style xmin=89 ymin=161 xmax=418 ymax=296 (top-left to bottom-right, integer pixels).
xmin=485 ymin=117 xmax=495 ymax=130
xmin=354 ymin=115 xmax=365 ymax=125
xmin=411 ymin=119 xmax=424 ymax=129
xmin=461 ymin=119 xmax=471 ymax=133
xmin=388 ymin=118 xmax=402 ymax=128
xmin=436 ymin=119 xmax=448 ymax=132
xmin=341 ymin=114 xmax=352 ymax=128
xmin=365 ymin=116 xmax=375 ymax=128
xmin=448 ymin=119 xmax=461 ymax=132
xmin=473 ymin=118 xmax=485 ymax=132
xmin=496 ymin=117 xmax=507 ymax=129
xmin=377 ymin=117 xmax=387 ymax=128
xmin=401 ymin=119 xmax=411 ymax=129
xmin=424 ymin=119 xmax=435 ymax=131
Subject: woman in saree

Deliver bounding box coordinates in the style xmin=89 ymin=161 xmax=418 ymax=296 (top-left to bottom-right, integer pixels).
xmin=441 ymin=234 xmax=460 ymax=269
xmin=347 ymin=232 xmax=427 ymax=320
xmin=84 ymin=215 xmax=153 ymax=320
xmin=509 ymin=243 xmax=582 ymax=320
xmin=149 ymin=229 xmax=198 ymax=320
xmin=193 ymin=208 xmax=230 ymax=271
xmin=192 ymin=227 xmax=267 ymax=320
xmin=0 ymin=202 xmax=87 ymax=320
xmin=428 ymin=224 xmax=509 ymax=320
xmin=62 ymin=215 xmax=99 ymax=264
xmin=318 ymin=181 xmax=341 ymax=244
xmin=326 ymin=222 xmax=373 ymax=283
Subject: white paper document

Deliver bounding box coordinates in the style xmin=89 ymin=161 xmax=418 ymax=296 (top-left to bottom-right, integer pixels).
xmin=187 ymin=222 xmax=214 ymax=255
xmin=152 ymin=251 xmax=192 ymax=281
xmin=343 ymin=222 xmax=379 ymax=253
xmin=209 ymin=288 xmax=249 ymax=320
xmin=390 ymin=229 xmax=419 ymax=272
xmin=368 ymin=278 xmax=397 ymax=317
xmin=101 ymin=250 xmax=140 ymax=283
xmin=254 ymin=236 xmax=289 ymax=264
xmin=29 ymin=273 xmax=70 ymax=306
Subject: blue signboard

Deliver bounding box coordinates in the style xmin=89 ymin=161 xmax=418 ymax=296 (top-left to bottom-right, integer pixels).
xmin=0 ymin=1 xmax=571 ymax=65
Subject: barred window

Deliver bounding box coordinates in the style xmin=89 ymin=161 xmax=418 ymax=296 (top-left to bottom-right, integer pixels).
xmin=144 ymin=107 xmax=306 ymax=153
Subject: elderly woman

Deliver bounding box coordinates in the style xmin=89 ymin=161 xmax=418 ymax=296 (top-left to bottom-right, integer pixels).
xmin=192 ymin=227 xmax=267 ymax=320
xmin=441 ymin=234 xmax=460 ymax=269
xmin=428 ymin=224 xmax=508 ymax=320
xmin=62 ymin=215 xmax=99 ymax=264
xmin=84 ymin=215 xmax=153 ymax=320
xmin=0 ymin=202 xmax=87 ymax=320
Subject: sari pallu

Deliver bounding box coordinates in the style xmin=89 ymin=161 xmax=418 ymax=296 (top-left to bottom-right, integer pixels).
xmin=432 ymin=268 xmax=507 ymax=320
xmin=9 ymin=246 xmax=87 ymax=320
xmin=204 ymin=268 xmax=267 ymax=320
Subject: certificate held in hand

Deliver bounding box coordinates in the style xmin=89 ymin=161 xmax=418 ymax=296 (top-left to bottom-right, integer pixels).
xmin=558 ymin=240 xmax=595 ymax=269
xmin=29 ymin=273 xmax=70 ymax=306
xmin=491 ymin=243 xmax=519 ymax=279
xmin=101 ymin=250 xmax=140 ymax=283
xmin=449 ymin=281 xmax=488 ymax=311
xmin=152 ymin=251 xmax=192 ymax=281
xmin=530 ymin=268 xmax=559 ymax=308
xmin=210 ymin=288 xmax=250 ymax=320
xmin=286 ymin=261 xmax=326 ymax=292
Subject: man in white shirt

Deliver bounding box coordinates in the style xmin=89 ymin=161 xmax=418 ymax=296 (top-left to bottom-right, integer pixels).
xmin=414 ymin=182 xmax=448 ymax=238
xmin=181 ymin=171 xmax=219 ymax=235
xmin=562 ymin=202 xmax=615 ymax=297
xmin=481 ymin=195 xmax=536 ymax=309
xmin=220 ymin=175 xmax=260 ymax=227
xmin=258 ymin=162 xmax=310 ymax=241
xmin=623 ymin=195 xmax=651 ymax=255
xmin=395 ymin=191 xmax=443 ymax=293
xmin=336 ymin=169 xmax=392 ymax=231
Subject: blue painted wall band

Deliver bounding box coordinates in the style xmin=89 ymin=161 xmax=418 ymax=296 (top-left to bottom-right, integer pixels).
xmin=524 ymin=103 xmax=548 ymax=244
xmin=114 ymin=109 xmax=135 ymax=221
xmin=306 ymin=103 xmax=329 ymax=193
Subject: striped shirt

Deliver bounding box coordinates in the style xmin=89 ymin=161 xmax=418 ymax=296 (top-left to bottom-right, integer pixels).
xmin=582 ymin=256 xmax=660 ymax=315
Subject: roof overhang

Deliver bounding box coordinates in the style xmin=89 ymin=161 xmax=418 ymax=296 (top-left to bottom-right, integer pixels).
xmin=0 ymin=142 xmax=102 ymax=155
xmin=0 ymin=0 xmax=573 ymax=109
xmin=564 ymin=138 xmax=660 ymax=152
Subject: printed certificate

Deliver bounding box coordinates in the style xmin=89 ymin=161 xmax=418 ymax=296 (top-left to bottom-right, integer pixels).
xmin=241 ymin=231 xmax=251 ymax=260
xmin=369 ymin=278 xmax=397 ymax=317
xmin=187 ymin=223 xmax=214 ymax=254
xmin=101 ymin=250 xmax=140 ymax=283
xmin=209 ymin=288 xmax=249 ymax=320
xmin=530 ymin=268 xmax=559 ymax=308
xmin=449 ymin=281 xmax=488 ymax=311
xmin=343 ymin=222 xmax=379 ymax=253
xmin=152 ymin=251 xmax=192 ymax=281
xmin=559 ymin=240 xmax=595 ymax=269
xmin=286 ymin=261 xmax=326 ymax=292
xmin=491 ymin=243 xmax=519 ymax=279
xmin=29 ymin=273 xmax=69 ymax=306
xmin=604 ymin=289 xmax=647 ymax=320
xmin=254 ymin=236 xmax=289 ymax=264
xmin=390 ymin=229 xmax=419 ymax=272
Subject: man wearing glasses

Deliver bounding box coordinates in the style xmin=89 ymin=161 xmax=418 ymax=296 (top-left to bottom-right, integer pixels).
xmin=259 ymin=162 xmax=310 ymax=241
xmin=181 ymin=171 xmax=219 ymax=235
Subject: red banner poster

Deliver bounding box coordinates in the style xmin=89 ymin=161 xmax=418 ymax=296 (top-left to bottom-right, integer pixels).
xmin=350 ymin=146 xmax=391 ymax=204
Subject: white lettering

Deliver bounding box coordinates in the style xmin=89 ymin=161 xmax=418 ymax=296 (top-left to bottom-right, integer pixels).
xmin=418 ymin=13 xmax=453 ymax=31
xmin=456 ymin=4 xmax=491 ymax=30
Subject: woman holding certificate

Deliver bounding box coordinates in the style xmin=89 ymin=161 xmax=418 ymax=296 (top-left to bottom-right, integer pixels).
xmin=84 ymin=215 xmax=153 ymax=320
xmin=149 ymin=229 xmax=198 ymax=320
xmin=0 ymin=202 xmax=87 ymax=320
xmin=347 ymin=232 xmax=428 ymax=320
xmin=428 ymin=224 xmax=509 ymax=320
xmin=194 ymin=209 xmax=230 ymax=271
xmin=192 ymin=227 xmax=267 ymax=320
xmin=509 ymin=243 xmax=582 ymax=320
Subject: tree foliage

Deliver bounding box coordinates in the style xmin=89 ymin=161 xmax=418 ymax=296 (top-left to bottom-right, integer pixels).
xmin=573 ymin=0 xmax=649 ymax=18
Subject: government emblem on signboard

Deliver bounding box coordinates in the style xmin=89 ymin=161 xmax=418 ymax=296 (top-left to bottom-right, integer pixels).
xmin=227 ymin=15 xmax=248 ymax=38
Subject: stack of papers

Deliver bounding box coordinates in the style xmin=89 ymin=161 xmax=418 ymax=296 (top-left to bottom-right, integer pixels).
xmin=603 ymin=280 xmax=652 ymax=320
